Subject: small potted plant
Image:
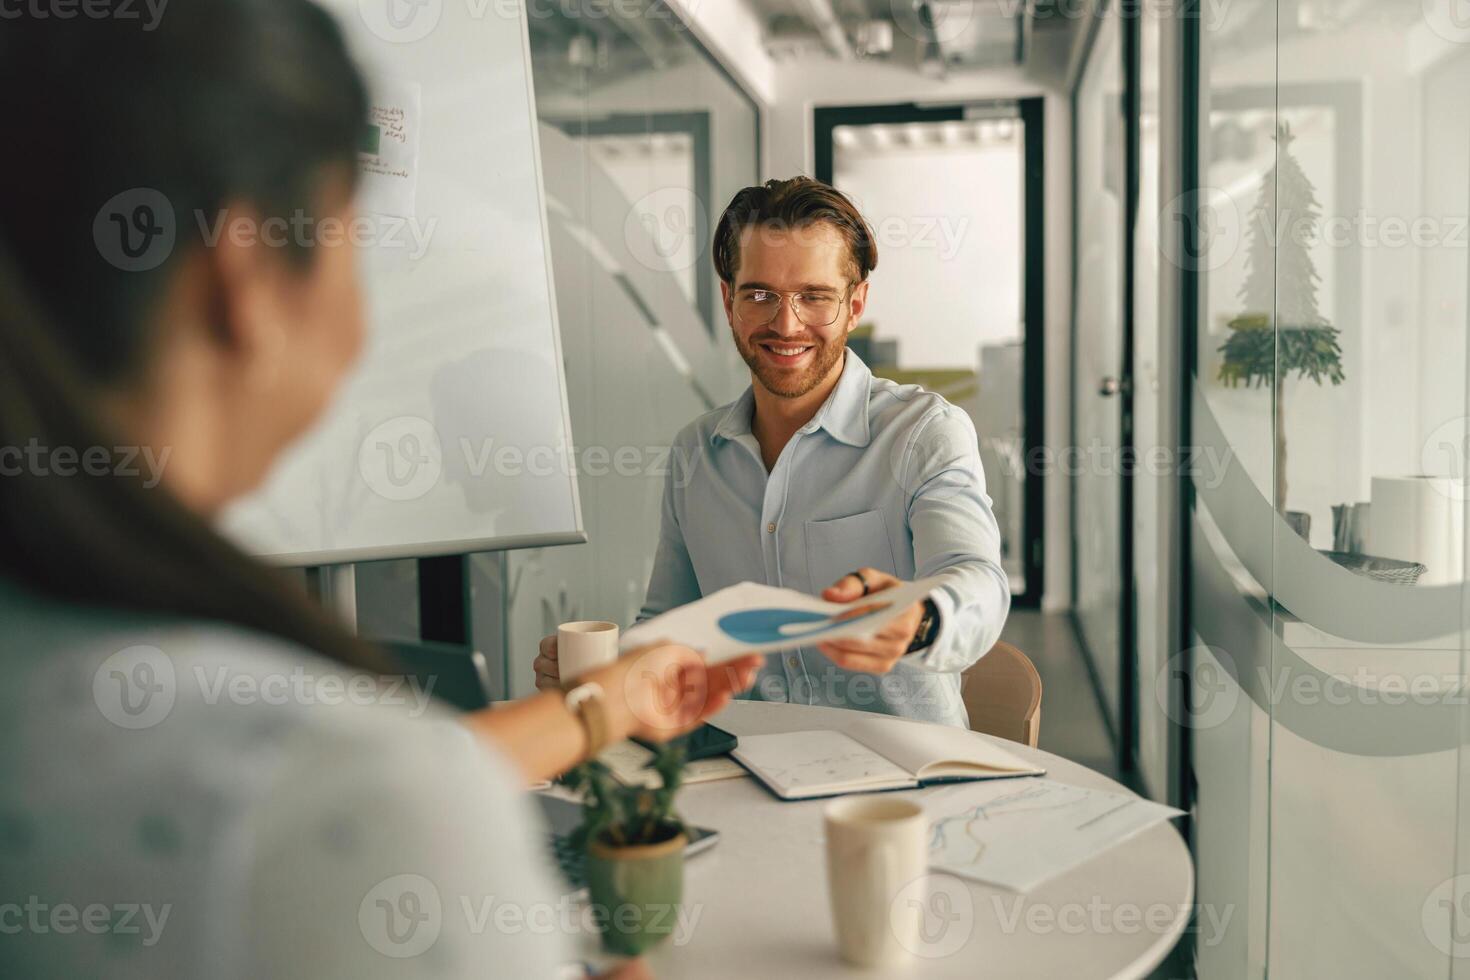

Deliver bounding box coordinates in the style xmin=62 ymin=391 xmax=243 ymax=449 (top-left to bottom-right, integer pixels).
xmin=559 ymin=744 xmax=688 ymax=955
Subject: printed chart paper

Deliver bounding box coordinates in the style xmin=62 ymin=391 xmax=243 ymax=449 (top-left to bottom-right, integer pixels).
xmin=923 ymin=778 xmax=1184 ymax=892
xmin=621 ymin=578 xmax=945 ymax=663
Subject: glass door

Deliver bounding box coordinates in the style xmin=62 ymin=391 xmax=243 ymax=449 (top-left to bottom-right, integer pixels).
xmin=1071 ymin=9 xmax=1130 ymax=754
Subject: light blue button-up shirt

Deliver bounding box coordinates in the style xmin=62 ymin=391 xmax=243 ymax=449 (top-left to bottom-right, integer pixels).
xmin=640 ymin=351 xmax=1010 ymax=727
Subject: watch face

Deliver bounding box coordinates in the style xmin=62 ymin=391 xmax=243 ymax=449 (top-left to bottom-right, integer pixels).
xmin=909 ymin=603 xmax=938 ymax=652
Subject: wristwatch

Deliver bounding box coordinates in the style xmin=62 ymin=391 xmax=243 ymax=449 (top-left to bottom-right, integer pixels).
xmin=564 ymin=681 xmax=611 ymax=758
xmin=906 ymin=598 xmax=942 ymax=653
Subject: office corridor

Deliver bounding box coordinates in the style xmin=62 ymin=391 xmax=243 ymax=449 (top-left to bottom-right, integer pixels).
xmin=1000 ymin=610 xmax=1123 ymax=784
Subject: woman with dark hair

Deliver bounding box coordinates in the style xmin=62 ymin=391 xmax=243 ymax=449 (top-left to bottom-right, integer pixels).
xmin=0 ymin=3 xmax=758 ymax=976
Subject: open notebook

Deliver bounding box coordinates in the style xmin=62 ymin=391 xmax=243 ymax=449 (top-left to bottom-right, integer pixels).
xmin=731 ymin=717 xmax=1044 ymax=801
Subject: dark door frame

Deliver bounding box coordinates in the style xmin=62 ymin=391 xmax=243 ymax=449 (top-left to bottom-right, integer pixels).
xmin=813 ymin=99 xmax=1048 ymax=610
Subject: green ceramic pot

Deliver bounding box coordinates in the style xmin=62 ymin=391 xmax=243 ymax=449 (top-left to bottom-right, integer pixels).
xmin=585 ymin=825 xmax=687 ymax=955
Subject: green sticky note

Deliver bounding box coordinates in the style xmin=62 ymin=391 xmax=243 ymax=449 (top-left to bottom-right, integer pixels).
xmin=359 ymin=123 xmax=382 ymax=155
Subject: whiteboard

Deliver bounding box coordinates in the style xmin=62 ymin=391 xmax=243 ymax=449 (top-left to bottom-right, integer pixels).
xmin=221 ymin=0 xmax=583 ymax=565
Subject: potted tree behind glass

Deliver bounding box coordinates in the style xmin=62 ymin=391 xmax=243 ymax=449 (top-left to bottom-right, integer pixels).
xmin=559 ymin=744 xmax=688 ymax=955
xmin=1218 ymin=122 xmax=1345 ymax=537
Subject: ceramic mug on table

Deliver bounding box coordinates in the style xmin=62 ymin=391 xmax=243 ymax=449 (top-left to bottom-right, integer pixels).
xmin=824 ymin=796 xmax=929 ymax=967
xmin=556 ymin=620 xmax=620 ymax=684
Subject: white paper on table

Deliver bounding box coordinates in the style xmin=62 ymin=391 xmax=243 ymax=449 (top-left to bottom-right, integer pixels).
xmin=620 ymin=577 xmax=946 ymax=664
xmin=923 ymin=778 xmax=1184 ymax=893
xmin=597 ymin=740 xmax=748 ymax=788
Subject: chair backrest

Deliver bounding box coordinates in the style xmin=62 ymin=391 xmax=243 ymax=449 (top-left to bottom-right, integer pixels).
xmin=960 ymin=640 xmax=1042 ymax=747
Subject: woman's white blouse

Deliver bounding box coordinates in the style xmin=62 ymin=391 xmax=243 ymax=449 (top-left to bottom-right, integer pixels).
xmin=0 ymin=585 xmax=573 ymax=978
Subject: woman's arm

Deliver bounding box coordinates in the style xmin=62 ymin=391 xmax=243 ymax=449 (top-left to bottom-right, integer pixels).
xmin=465 ymin=645 xmax=762 ymax=784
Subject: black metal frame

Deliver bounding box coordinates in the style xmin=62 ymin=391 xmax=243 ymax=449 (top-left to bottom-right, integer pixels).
xmin=1019 ymin=98 xmax=1048 ymax=614
xmin=418 ymin=554 xmax=472 ymax=646
xmin=1169 ymin=5 xmax=1202 ymax=972
xmin=812 ymin=99 xmax=1049 ymax=609
xmin=1178 ymin=0 xmax=1202 ymax=836
xmin=1119 ymin=0 xmax=1141 ymax=776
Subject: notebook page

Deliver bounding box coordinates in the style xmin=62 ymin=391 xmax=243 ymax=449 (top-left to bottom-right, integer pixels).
xmin=848 ymin=716 xmax=1042 ymax=780
xmin=731 ymin=730 xmax=914 ymax=798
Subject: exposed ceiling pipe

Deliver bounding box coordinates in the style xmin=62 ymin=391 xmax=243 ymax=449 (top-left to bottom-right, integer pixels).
xmin=798 ymin=0 xmax=856 ymax=61
xmin=1018 ymin=0 xmax=1035 ymax=65
xmin=913 ymin=1 xmax=950 ymax=80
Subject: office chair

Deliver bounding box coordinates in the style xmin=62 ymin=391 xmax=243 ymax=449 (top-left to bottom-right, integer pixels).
xmin=960 ymin=640 xmax=1043 ymax=747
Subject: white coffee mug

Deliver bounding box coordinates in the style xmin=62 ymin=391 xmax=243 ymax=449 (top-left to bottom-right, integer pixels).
xmin=824 ymin=796 xmax=929 ymax=967
xmin=557 ymin=620 xmax=620 ymax=684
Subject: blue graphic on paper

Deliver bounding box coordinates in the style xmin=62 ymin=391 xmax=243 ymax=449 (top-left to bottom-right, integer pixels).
xmin=716 ymin=604 xmax=890 ymax=645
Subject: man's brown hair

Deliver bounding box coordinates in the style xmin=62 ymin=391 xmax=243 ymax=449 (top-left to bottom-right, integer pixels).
xmin=712 ymin=176 xmax=879 ymax=286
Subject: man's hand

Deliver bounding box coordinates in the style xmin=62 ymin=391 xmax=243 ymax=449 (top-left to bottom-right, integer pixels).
xmin=533 ymin=635 xmax=560 ymax=691
xmin=595 ymin=645 xmax=764 ymax=743
xmin=815 ymin=567 xmax=924 ymax=675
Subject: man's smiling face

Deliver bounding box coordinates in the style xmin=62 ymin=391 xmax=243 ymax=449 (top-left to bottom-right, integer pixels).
xmin=722 ymin=221 xmax=869 ymax=399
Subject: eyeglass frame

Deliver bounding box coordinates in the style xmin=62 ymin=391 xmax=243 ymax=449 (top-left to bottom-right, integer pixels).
xmin=729 ymin=281 xmax=858 ymax=328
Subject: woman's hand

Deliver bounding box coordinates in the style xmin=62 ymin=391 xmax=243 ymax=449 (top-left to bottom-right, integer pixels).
xmin=589 ymin=644 xmax=763 ymax=744
xmin=465 ymin=643 xmax=761 ymax=785
xmin=814 ymin=567 xmax=925 ymax=675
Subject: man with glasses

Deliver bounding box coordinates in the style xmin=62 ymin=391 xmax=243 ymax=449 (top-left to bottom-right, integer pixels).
xmin=537 ymin=177 xmax=1009 ymax=726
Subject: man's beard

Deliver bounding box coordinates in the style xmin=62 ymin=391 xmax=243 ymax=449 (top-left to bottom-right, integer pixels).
xmin=732 ymin=326 xmax=848 ymax=399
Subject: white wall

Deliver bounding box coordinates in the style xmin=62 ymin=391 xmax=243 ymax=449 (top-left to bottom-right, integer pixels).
xmin=834 ymin=133 xmax=1024 ymax=370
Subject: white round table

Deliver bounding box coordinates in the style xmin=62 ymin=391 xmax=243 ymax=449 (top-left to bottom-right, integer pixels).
xmin=590 ymin=701 xmax=1193 ymax=979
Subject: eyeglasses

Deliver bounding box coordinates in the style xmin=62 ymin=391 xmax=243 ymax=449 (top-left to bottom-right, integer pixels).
xmin=732 ymin=283 xmax=853 ymax=328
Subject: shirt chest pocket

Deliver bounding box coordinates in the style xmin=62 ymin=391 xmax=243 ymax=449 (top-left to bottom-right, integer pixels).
xmin=804 ymin=510 xmax=898 ymax=592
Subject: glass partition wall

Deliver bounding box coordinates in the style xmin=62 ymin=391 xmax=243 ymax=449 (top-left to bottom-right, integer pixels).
xmin=1072 ymin=9 xmax=1130 ymax=769
xmin=1184 ymin=1 xmax=1470 ymax=976
xmin=491 ymin=4 xmax=759 ymax=697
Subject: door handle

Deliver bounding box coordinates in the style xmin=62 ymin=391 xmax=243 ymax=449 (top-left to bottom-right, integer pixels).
xmin=1099 ymin=376 xmax=1123 ymax=397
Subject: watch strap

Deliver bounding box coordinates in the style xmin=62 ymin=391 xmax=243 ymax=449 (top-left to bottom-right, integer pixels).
xmin=906 ymin=598 xmax=941 ymax=653
xmin=564 ymin=681 xmax=610 ymax=758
